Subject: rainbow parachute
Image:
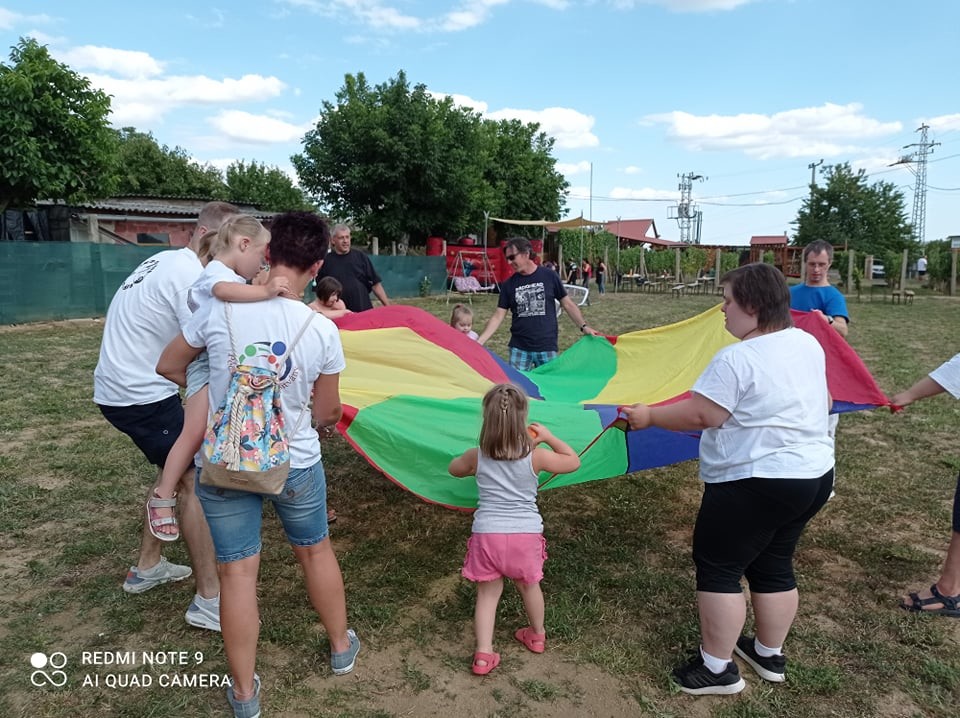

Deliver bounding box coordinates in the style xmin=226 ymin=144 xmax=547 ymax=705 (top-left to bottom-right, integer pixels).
xmin=334 ymin=306 xmax=888 ymax=510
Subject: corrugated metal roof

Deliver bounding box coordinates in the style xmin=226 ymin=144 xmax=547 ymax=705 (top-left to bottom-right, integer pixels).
xmin=40 ymin=196 xmax=274 ymax=219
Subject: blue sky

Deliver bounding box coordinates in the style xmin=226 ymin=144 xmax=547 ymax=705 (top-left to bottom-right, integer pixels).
xmin=3 ymin=0 xmax=959 ymax=245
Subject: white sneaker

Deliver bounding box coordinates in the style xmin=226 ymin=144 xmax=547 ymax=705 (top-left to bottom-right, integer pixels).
xmin=185 ymin=595 xmax=221 ymax=632
xmin=123 ymin=557 xmax=192 ymax=594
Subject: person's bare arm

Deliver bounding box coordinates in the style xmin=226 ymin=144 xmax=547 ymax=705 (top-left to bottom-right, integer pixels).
xmin=311 ymin=372 xmax=342 ymax=428
xmin=891 ymin=376 xmax=945 ymax=408
xmin=477 ymin=307 xmax=508 ymax=345
xmin=156 ymin=333 xmax=203 ymax=387
xmin=622 ymin=392 xmax=730 ymax=432
xmin=372 ymin=282 xmax=391 ymax=306
xmin=529 ymin=423 xmax=580 ymax=475
xmin=449 ymin=448 xmax=479 ymax=477
xmin=212 ymin=277 xmax=289 ymax=302
xmin=560 ymin=296 xmax=602 ymax=336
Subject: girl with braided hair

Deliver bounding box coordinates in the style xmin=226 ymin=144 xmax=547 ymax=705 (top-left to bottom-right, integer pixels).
xmin=449 ymin=383 xmax=580 ymax=675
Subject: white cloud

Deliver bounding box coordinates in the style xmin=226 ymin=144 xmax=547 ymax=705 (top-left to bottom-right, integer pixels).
xmin=557 ymin=160 xmax=592 ymax=175
xmin=275 ymin=0 xmax=567 ymax=34
xmin=430 ymin=91 xmax=488 ymax=113
xmin=925 ymin=113 xmax=960 ymax=132
xmin=23 ymin=29 xmax=67 ymax=45
xmin=0 ymin=8 xmax=54 ymax=30
xmin=645 ymin=103 xmax=901 ymax=160
xmin=623 ymin=165 xmax=643 ymax=174
xmin=58 ymin=45 xmax=165 ymax=79
xmin=609 ymin=0 xmax=756 ymax=11
xmin=87 ymin=72 xmax=286 ymax=124
xmin=439 ymin=0 xmax=510 ymax=32
xmin=487 ymin=106 xmax=599 ymax=149
xmin=207 ymin=110 xmax=314 ymax=144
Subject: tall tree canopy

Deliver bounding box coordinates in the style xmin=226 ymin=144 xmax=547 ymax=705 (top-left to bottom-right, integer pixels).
xmin=114 ymin=128 xmax=227 ymax=199
xmin=116 ymin=129 xmax=312 ymax=211
xmin=225 ymin=160 xmax=314 ymax=212
xmin=293 ymin=71 xmax=568 ymax=243
xmin=793 ymin=163 xmax=913 ymax=256
xmin=0 ymin=38 xmax=117 ymax=212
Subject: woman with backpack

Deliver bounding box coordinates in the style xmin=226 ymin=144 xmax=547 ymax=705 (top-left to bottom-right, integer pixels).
xmin=158 ymin=211 xmax=360 ymax=718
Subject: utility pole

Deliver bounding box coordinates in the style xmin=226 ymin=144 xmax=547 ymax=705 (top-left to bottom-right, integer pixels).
xmin=891 ymin=124 xmax=940 ymax=245
xmin=669 ymin=172 xmax=706 ymax=244
xmin=808 ymin=159 xmax=823 ymax=188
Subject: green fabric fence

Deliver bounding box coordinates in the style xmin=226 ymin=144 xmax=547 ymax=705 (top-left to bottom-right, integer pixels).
xmin=0 ymin=242 xmax=448 ymax=325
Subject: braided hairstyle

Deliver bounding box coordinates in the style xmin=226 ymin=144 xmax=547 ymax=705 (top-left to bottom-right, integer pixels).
xmin=479 ymin=383 xmax=532 ymax=461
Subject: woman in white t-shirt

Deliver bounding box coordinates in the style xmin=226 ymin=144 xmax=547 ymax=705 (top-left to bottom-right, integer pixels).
xmin=623 ymin=263 xmax=834 ymax=696
xmin=157 ymin=212 xmax=360 ymax=717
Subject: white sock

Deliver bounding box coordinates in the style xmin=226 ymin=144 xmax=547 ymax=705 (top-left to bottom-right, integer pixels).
xmin=754 ymin=638 xmax=782 ymax=657
xmin=700 ymin=646 xmax=730 ymax=674
xmin=195 ymin=593 xmax=219 ymax=609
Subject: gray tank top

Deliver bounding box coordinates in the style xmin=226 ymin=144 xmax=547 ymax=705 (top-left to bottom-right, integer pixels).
xmin=471 ymin=450 xmax=543 ymax=534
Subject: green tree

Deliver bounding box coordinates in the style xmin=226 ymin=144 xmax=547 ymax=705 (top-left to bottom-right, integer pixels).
xmin=225 ymin=160 xmax=314 ymax=212
xmin=115 ymin=128 xmax=227 ymax=198
xmin=293 ymin=70 xmax=568 ymax=245
xmin=0 ymin=38 xmax=117 ymax=212
xmin=480 ymin=119 xmax=568 ymax=224
xmin=793 ymin=162 xmax=913 ymax=256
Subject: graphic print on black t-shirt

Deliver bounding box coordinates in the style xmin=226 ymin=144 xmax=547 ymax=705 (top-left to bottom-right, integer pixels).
xmin=515 ymin=283 xmax=546 ymax=317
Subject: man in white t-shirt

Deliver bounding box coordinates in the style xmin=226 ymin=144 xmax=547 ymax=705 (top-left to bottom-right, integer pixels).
xmin=94 ymin=201 xmax=239 ymax=630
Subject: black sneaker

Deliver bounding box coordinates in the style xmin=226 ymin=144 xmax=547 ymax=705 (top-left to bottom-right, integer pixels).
xmin=734 ymin=636 xmax=786 ymax=683
xmin=672 ymin=653 xmax=746 ymax=695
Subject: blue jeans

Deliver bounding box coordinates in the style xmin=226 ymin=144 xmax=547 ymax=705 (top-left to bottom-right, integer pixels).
xmin=196 ymin=462 xmax=331 ymax=563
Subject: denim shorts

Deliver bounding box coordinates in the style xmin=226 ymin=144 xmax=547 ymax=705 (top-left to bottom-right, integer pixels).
xmin=184 ymin=351 xmax=210 ymax=399
xmin=196 ymin=462 xmax=330 ymax=563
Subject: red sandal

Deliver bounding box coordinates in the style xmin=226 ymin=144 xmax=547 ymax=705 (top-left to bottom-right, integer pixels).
xmin=471 ymin=651 xmax=500 ymax=675
xmin=514 ymin=627 xmax=546 ymax=653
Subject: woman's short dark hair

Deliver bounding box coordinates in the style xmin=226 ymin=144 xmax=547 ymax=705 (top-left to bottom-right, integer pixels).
xmin=267 ymin=212 xmax=329 ymax=271
xmin=719 ymin=263 xmax=793 ymax=331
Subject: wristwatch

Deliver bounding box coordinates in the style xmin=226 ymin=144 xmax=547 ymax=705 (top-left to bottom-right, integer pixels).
xmin=580 ymin=322 xmax=588 ymax=332
xmin=827 ymin=315 xmax=834 ymax=324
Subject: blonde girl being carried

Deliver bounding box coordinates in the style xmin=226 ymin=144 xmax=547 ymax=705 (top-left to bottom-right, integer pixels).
xmin=147 ymin=216 xmax=292 ymax=545
xmin=449 ymin=383 xmax=580 ymax=675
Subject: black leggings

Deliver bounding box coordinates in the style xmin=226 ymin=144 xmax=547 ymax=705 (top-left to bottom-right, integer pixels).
xmin=692 ymin=469 xmax=834 ymax=593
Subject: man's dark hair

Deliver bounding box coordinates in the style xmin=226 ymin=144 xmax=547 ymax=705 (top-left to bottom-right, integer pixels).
xmin=267 ymin=212 xmax=329 ymax=271
xmin=803 ymin=239 xmax=834 ymax=262
xmin=720 ymin=262 xmax=793 ymax=331
xmin=503 ymin=237 xmax=533 ymax=257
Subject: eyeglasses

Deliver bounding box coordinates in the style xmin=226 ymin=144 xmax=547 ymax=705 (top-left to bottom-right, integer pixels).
xmin=505 ymin=253 xmax=521 ymax=261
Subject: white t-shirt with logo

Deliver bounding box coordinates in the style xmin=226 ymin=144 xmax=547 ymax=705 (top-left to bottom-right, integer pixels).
xmin=188 ymin=259 xmax=245 ymax=315
xmin=183 ymin=297 xmax=346 ymax=468
xmin=692 ymin=327 xmax=834 ymax=484
xmin=94 ymin=248 xmax=201 ymax=406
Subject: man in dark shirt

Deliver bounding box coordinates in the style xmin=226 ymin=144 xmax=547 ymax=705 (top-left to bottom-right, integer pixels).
xmin=477 ymin=238 xmax=601 ymax=370
xmin=316 ymin=224 xmax=391 ymax=312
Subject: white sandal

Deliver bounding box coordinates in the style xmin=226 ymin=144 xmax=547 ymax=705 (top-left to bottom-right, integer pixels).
xmin=146 ymin=490 xmax=179 ymax=542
